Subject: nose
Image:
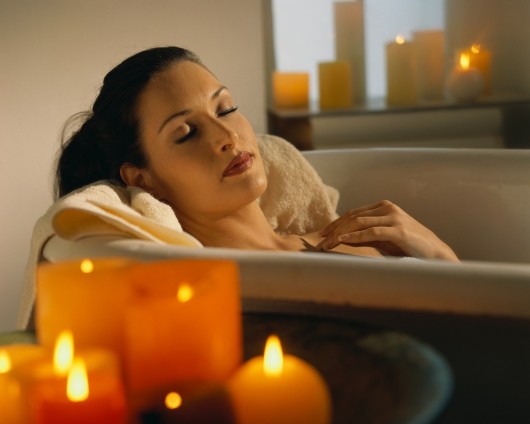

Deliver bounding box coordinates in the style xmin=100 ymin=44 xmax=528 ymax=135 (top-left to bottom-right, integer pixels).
xmin=207 ymin=116 xmax=239 ymax=152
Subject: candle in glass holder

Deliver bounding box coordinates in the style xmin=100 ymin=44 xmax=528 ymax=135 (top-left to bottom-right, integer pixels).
xmin=228 ymin=335 xmax=331 ymax=424
xmin=272 ymin=72 xmax=309 ymax=109
xmin=446 ymin=52 xmax=483 ymax=103
xmin=318 ymin=61 xmax=352 ymax=109
xmin=124 ymin=260 xmax=242 ymax=400
xmin=386 ymin=35 xmax=418 ymax=106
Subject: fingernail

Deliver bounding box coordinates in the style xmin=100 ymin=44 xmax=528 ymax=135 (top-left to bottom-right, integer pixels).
xmin=338 ymin=235 xmax=349 ymax=242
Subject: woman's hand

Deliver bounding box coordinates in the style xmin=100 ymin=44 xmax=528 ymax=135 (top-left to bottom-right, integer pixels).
xmin=316 ymin=200 xmax=459 ymax=262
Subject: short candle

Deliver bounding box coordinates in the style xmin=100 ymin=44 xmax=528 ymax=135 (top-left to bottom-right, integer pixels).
xmin=446 ymin=52 xmax=483 ymax=103
xmin=272 ymin=72 xmax=310 ymax=109
xmin=228 ymin=334 xmax=332 ymax=424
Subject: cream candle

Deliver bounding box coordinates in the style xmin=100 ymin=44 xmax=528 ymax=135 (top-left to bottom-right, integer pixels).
xmin=334 ymin=0 xmax=365 ymax=104
xmin=413 ymin=30 xmax=445 ymax=100
xmin=318 ymin=61 xmax=352 ymax=109
xmin=386 ymin=35 xmax=418 ymax=106
xmin=272 ymin=72 xmax=309 ymax=109
xmin=228 ymin=335 xmax=332 ymax=424
xmin=446 ymin=52 xmax=483 ymax=103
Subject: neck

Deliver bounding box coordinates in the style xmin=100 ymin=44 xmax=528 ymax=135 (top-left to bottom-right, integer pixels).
xmin=178 ymin=202 xmax=299 ymax=251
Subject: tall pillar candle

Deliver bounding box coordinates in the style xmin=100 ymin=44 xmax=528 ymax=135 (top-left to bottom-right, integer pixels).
xmin=272 ymin=72 xmax=309 ymax=109
xmin=334 ymin=0 xmax=365 ymax=104
xmin=413 ymin=30 xmax=445 ymax=100
xmin=386 ymin=35 xmax=418 ymax=106
xmin=318 ymin=61 xmax=352 ymax=109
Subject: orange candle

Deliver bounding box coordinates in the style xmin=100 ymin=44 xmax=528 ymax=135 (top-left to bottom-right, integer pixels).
xmin=228 ymin=335 xmax=332 ymax=424
xmin=318 ymin=61 xmax=352 ymax=109
xmin=24 ymin=332 xmax=127 ymax=424
xmin=386 ymin=35 xmax=418 ymax=106
xmin=36 ymin=257 xmax=136 ymax=359
xmin=0 ymin=344 xmax=48 ymax=424
xmin=124 ymin=260 xmax=242 ymax=397
xmin=272 ymin=72 xmax=309 ymax=109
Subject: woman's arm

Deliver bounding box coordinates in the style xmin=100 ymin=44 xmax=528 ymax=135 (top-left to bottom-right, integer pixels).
xmin=316 ymin=200 xmax=459 ymax=262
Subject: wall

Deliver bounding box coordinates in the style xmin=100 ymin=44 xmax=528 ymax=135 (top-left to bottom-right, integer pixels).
xmin=0 ymin=0 xmax=266 ymax=331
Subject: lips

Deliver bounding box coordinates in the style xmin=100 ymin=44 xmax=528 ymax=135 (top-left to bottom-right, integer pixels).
xmin=223 ymin=151 xmax=253 ymax=177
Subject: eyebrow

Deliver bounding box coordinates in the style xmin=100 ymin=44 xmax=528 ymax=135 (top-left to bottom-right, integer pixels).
xmin=157 ymin=86 xmax=228 ymax=134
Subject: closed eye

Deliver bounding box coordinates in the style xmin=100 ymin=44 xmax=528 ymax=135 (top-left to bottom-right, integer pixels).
xmin=176 ymin=126 xmax=197 ymax=144
xmin=217 ymin=106 xmax=238 ymax=117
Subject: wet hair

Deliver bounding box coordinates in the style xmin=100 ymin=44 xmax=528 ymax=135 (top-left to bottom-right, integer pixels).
xmin=55 ymin=46 xmax=204 ymax=199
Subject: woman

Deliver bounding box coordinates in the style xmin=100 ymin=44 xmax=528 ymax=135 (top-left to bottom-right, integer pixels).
xmin=57 ymin=46 xmax=458 ymax=262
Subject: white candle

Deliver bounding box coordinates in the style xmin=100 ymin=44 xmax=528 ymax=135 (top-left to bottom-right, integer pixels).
xmin=334 ymin=0 xmax=365 ymax=104
xmin=386 ymin=35 xmax=418 ymax=106
xmin=413 ymin=30 xmax=445 ymax=100
xmin=446 ymin=52 xmax=483 ymax=103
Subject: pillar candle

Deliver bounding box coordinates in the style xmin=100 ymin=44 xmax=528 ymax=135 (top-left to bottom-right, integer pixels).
xmin=124 ymin=260 xmax=242 ymax=401
xmin=318 ymin=61 xmax=352 ymax=109
xmin=334 ymin=0 xmax=365 ymax=104
xmin=386 ymin=35 xmax=418 ymax=106
xmin=458 ymin=44 xmax=492 ymax=94
xmin=413 ymin=30 xmax=445 ymax=100
xmin=36 ymin=257 xmax=136 ymax=360
xmin=10 ymin=332 xmax=126 ymax=424
xmin=446 ymin=52 xmax=483 ymax=103
xmin=228 ymin=335 xmax=331 ymax=424
xmin=31 ymin=351 xmax=127 ymax=424
xmin=0 ymin=344 xmax=48 ymax=424
xmin=272 ymin=72 xmax=309 ymax=109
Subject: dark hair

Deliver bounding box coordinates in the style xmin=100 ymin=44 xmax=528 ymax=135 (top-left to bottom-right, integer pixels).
xmin=55 ymin=46 xmax=204 ymax=199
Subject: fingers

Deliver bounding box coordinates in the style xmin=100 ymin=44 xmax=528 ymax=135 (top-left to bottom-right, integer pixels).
xmin=320 ymin=200 xmax=395 ymax=237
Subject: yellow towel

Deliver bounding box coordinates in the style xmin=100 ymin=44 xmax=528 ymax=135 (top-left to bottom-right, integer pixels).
xmin=17 ymin=134 xmax=339 ymax=329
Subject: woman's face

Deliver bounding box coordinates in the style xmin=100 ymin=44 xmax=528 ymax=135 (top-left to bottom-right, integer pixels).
xmin=130 ymin=61 xmax=267 ymax=221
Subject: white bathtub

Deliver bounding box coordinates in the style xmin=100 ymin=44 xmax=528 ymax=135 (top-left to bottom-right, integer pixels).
xmin=44 ymin=147 xmax=530 ymax=319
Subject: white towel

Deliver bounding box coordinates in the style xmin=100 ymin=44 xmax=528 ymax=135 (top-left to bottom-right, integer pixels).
xmin=17 ymin=134 xmax=339 ymax=329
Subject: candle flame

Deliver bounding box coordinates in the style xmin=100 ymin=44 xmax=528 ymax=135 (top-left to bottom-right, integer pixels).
xmin=54 ymin=330 xmax=74 ymax=376
xmin=80 ymin=259 xmax=94 ymax=274
xmin=263 ymin=334 xmax=283 ymax=376
xmin=459 ymin=52 xmax=470 ymax=70
xmin=67 ymin=358 xmax=89 ymax=402
xmin=395 ymin=35 xmax=405 ymax=45
xmin=177 ymin=283 xmax=194 ymax=303
xmin=0 ymin=350 xmax=11 ymax=373
xmin=470 ymin=44 xmax=481 ymax=54
xmin=165 ymin=391 xmax=183 ymax=410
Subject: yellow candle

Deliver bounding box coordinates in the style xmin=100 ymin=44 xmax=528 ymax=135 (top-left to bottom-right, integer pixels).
xmin=413 ymin=30 xmax=445 ymax=100
xmin=124 ymin=260 xmax=242 ymax=400
xmin=334 ymin=0 xmax=365 ymax=104
xmin=446 ymin=52 xmax=483 ymax=103
xmin=459 ymin=44 xmax=492 ymax=94
xmin=0 ymin=344 xmax=48 ymax=424
xmin=36 ymin=258 xmax=135 ymax=360
xmin=386 ymin=35 xmax=418 ymax=106
xmin=228 ymin=335 xmax=331 ymax=424
xmin=318 ymin=61 xmax=352 ymax=109
xmin=272 ymin=72 xmax=309 ymax=109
